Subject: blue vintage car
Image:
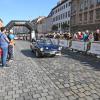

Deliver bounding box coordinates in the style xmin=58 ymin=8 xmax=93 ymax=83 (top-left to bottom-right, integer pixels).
xmin=30 ymin=38 xmax=62 ymax=57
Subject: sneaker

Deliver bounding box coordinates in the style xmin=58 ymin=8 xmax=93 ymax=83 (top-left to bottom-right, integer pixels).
xmin=8 ymin=60 xmax=13 ymax=63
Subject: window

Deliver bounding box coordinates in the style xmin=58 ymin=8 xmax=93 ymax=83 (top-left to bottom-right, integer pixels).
xmin=58 ymin=23 xmax=60 ymax=28
xmin=96 ymin=8 xmax=100 ymax=19
xmin=58 ymin=8 xmax=59 ymax=12
xmin=66 ymin=3 xmax=67 ymax=8
xmin=80 ymin=0 xmax=84 ymax=11
xmin=69 ymin=2 xmax=71 ymax=6
xmin=97 ymin=0 xmax=100 ymax=3
xmin=89 ymin=11 xmax=93 ymax=23
xmin=59 ymin=15 xmax=60 ymax=20
xmin=66 ymin=12 xmax=67 ymax=18
xmin=63 ymin=13 xmax=65 ymax=19
xmin=61 ymin=14 xmax=63 ymax=19
xmin=79 ymin=14 xmax=82 ymax=22
xmin=68 ymin=11 xmax=70 ymax=17
xmin=68 ymin=20 xmax=70 ymax=24
xmin=84 ymin=0 xmax=88 ymax=9
xmin=53 ymin=18 xmax=55 ymax=22
xmin=84 ymin=12 xmax=87 ymax=21
xmin=89 ymin=0 xmax=94 ymax=7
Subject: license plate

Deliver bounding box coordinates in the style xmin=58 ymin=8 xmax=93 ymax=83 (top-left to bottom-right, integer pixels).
xmin=50 ymin=51 xmax=55 ymax=54
xmin=56 ymin=53 xmax=61 ymax=56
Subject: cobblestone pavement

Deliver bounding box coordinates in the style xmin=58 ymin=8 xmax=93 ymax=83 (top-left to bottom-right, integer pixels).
xmin=0 ymin=40 xmax=100 ymax=100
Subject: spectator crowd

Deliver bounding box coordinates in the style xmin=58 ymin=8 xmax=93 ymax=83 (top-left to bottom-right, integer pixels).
xmin=45 ymin=29 xmax=100 ymax=42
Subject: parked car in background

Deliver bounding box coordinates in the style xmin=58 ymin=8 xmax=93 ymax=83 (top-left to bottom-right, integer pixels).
xmin=30 ymin=38 xmax=62 ymax=57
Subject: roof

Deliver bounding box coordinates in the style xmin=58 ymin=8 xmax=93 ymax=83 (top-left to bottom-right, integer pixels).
xmin=52 ymin=0 xmax=68 ymax=10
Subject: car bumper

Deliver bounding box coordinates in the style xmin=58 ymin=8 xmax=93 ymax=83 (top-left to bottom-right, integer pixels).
xmin=41 ymin=50 xmax=61 ymax=56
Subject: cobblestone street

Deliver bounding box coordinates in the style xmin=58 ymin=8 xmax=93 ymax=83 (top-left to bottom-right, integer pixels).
xmin=0 ymin=40 xmax=100 ymax=100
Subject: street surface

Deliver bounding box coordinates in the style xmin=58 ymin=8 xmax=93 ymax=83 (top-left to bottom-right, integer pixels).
xmin=0 ymin=40 xmax=100 ymax=100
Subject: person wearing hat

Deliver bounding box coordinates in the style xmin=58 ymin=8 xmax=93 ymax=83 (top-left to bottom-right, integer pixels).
xmin=7 ymin=29 xmax=15 ymax=62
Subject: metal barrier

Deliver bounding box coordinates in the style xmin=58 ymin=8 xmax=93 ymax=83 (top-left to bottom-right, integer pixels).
xmin=51 ymin=39 xmax=100 ymax=56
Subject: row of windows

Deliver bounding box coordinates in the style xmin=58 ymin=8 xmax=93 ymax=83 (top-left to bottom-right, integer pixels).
xmin=54 ymin=21 xmax=70 ymax=28
xmin=53 ymin=11 xmax=70 ymax=22
xmin=79 ymin=0 xmax=100 ymax=11
xmin=79 ymin=8 xmax=100 ymax=23
xmin=52 ymin=2 xmax=71 ymax=15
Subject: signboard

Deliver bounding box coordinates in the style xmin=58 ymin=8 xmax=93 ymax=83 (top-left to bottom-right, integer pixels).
xmin=15 ymin=22 xmax=26 ymax=25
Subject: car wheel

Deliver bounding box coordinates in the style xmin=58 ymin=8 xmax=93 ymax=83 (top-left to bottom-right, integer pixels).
xmin=35 ymin=51 xmax=40 ymax=58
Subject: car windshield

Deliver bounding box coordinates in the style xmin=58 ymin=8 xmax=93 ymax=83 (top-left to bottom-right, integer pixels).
xmin=37 ymin=39 xmax=52 ymax=45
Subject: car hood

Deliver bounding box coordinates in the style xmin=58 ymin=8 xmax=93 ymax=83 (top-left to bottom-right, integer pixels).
xmin=38 ymin=44 xmax=59 ymax=49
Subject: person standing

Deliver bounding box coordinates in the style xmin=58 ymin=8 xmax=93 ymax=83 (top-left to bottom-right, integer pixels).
xmin=0 ymin=19 xmax=3 ymax=59
xmin=8 ymin=29 xmax=15 ymax=61
xmin=0 ymin=27 xmax=9 ymax=67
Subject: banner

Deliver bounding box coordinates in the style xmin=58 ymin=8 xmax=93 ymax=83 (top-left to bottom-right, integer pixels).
xmin=89 ymin=42 xmax=100 ymax=55
xmin=59 ymin=40 xmax=69 ymax=47
xmin=70 ymin=41 xmax=88 ymax=51
xmin=51 ymin=39 xmax=70 ymax=47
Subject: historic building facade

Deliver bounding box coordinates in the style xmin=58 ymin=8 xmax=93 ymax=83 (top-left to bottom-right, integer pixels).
xmin=71 ymin=0 xmax=100 ymax=33
xmin=52 ymin=0 xmax=71 ymax=32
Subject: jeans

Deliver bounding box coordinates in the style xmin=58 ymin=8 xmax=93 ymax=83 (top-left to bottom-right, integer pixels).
xmin=1 ymin=47 xmax=8 ymax=66
xmin=8 ymin=45 xmax=14 ymax=60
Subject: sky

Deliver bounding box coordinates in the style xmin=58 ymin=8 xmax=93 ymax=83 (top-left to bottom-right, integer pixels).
xmin=0 ymin=0 xmax=58 ymax=25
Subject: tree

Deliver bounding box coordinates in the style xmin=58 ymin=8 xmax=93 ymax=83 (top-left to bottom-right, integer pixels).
xmin=52 ymin=25 xmax=58 ymax=32
xmin=61 ymin=22 xmax=69 ymax=32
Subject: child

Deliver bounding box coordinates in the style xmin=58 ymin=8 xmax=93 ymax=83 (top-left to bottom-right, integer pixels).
xmin=8 ymin=30 xmax=15 ymax=61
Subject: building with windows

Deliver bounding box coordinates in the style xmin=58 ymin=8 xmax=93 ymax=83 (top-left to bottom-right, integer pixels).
xmin=71 ymin=0 xmax=100 ymax=33
xmin=52 ymin=0 xmax=71 ymax=33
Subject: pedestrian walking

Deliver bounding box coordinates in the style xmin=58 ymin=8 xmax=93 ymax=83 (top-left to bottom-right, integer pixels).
xmin=8 ymin=29 xmax=15 ymax=62
xmin=0 ymin=27 xmax=9 ymax=67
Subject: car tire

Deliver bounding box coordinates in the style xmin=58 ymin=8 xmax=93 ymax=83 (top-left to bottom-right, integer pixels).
xmin=35 ymin=51 xmax=41 ymax=58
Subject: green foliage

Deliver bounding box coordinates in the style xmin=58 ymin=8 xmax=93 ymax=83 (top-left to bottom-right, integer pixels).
xmin=61 ymin=22 xmax=69 ymax=31
xmin=52 ymin=25 xmax=58 ymax=31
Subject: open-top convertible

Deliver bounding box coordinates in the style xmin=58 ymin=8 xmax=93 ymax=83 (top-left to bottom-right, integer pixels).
xmin=30 ymin=38 xmax=62 ymax=57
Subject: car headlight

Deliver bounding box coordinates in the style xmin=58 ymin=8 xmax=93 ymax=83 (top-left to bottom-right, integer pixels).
xmin=40 ymin=48 xmax=44 ymax=51
xmin=58 ymin=47 xmax=62 ymax=50
xmin=46 ymin=47 xmax=49 ymax=49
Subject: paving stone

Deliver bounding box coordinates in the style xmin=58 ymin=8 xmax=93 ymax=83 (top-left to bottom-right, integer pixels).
xmin=0 ymin=41 xmax=100 ymax=100
xmin=4 ymin=95 xmax=13 ymax=100
xmin=13 ymin=94 xmax=20 ymax=99
xmin=16 ymin=97 xmax=24 ymax=100
xmin=84 ymin=91 xmax=91 ymax=96
xmin=33 ymin=94 xmax=41 ymax=98
xmin=41 ymin=92 xmax=48 ymax=97
xmin=77 ymin=92 xmax=86 ymax=97
xmin=46 ymin=95 xmax=54 ymax=100
xmin=38 ymin=97 xmax=47 ymax=100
